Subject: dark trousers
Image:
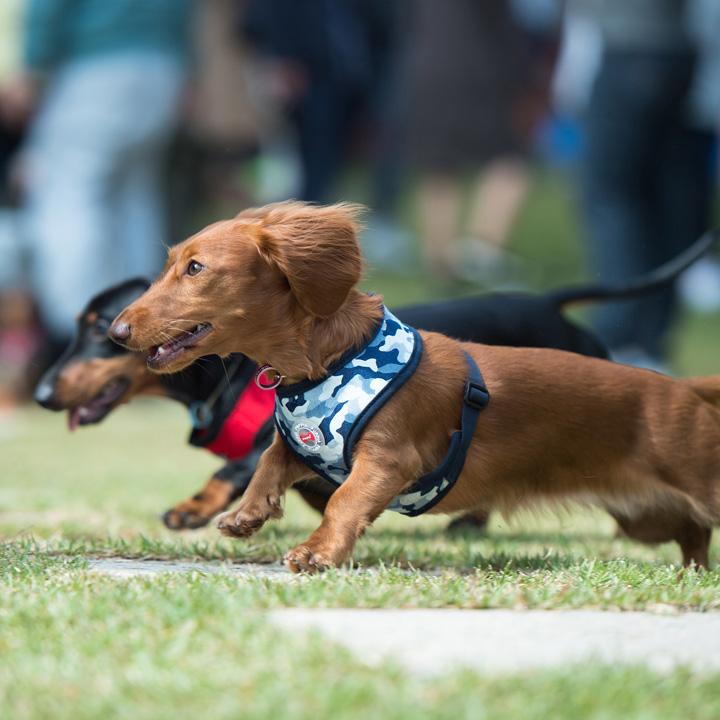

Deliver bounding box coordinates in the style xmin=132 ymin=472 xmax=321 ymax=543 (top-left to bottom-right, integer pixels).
xmin=582 ymin=50 xmax=714 ymax=360
xmin=293 ymin=80 xmax=361 ymax=203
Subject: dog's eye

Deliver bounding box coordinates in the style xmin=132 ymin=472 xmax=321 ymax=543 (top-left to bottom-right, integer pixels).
xmin=91 ymin=318 xmax=110 ymax=341
xmin=186 ymin=260 xmax=204 ymax=277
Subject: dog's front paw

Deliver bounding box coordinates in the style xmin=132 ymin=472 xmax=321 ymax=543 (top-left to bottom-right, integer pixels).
xmin=162 ymin=505 xmax=210 ymax=530
xmin=163 ymin=479 xmax=235 ymax=531
xmin=283 ymin=544 xmax=334 ymax=574
xmin=283 ymin=530 xmax=354 ymax=573
xmin=216 ymin=509 xmax=266 ymax=538
xmin=216 ymin=498 xmax=283 ymax=539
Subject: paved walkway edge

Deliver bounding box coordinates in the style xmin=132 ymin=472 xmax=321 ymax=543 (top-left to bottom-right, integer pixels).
xmin=270 ymin=608 xmax=720 ymax=675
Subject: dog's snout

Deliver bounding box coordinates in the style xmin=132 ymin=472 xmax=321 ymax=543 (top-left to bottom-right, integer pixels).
xmin=109 ymin=320 xmax=131 ymax=344
xmin=34 ymin=379 xmax=60 ymax=410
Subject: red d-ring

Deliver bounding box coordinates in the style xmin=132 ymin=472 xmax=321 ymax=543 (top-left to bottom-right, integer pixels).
xmin=255 ymin=364 xmax=284 ymax=390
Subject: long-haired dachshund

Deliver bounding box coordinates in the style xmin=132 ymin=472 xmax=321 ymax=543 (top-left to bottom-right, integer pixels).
xmin=110 ymin=202 xmax=720 ymax=571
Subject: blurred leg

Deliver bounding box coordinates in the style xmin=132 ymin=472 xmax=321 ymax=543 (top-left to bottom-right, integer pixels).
xmin=24 ymin=81 xmax=117 ymax=338
xmin=416 ymin=174 xmax=462 ymax=277
xmin=582 ymin=50 xmax=694 ymax=362
xmin=113 ymin=57 xmax=184 ymax=276
xmin=295 ymin=80 xmax=354 ymax=203
xmin=25 ymin=54 xmax=183 ymax=337
xmin=115 ymin=148 xmax=168 ymax=279
xmin=648 ymin=124 xmax=714 ymax=356
xmin=466 ymin=158 xmax=531 ymax=248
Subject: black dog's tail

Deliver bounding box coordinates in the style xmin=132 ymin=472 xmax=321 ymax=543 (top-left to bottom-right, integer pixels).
xmin=547 ymin=229 xmax=719 ymax=308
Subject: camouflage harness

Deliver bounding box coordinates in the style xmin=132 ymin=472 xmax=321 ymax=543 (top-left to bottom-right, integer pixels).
xmin=274 ymin=306 xmax=490 ymax=516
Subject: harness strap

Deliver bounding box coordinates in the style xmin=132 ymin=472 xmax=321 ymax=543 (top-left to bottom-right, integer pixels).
xmin=392 ymin=352 xmax=489 ymax=516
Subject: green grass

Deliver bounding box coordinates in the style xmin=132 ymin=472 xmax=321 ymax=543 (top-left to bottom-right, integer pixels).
xmin=4 ymin=169 xmax=720 ymax=717
xmin=3 ymin=403 xmax=720 ymax=609
xmin=2 ymin=543 xmax=720 ymax=720
xmin=3 ymin=404 xmax=720 ymax=718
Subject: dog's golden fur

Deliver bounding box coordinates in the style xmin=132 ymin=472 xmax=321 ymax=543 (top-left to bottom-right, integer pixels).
xmin=112 ymin=201 xmax=720 ymax=570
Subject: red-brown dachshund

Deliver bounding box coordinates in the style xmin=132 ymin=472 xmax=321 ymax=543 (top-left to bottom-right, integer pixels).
xmin=110 ymin=202 xmax=720 ymax=571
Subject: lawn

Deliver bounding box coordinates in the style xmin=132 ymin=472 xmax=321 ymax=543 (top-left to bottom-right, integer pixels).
xmin=3 ymin=168 xmax=720 ymax=718
xmin=3 ymin=399 xmax=720 ymax=719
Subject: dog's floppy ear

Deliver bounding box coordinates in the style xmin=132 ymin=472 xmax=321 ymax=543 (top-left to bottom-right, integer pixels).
xmin=249 ymin=201 xmax=364 ymax=318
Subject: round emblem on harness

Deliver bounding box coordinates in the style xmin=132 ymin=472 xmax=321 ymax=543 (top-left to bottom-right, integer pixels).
xmin=292 ymin=422 xmax=325 ymax=452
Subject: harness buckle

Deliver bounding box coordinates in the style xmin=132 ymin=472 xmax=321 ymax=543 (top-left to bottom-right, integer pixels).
xmin=464 ymin=380 xmax=490 ymax=410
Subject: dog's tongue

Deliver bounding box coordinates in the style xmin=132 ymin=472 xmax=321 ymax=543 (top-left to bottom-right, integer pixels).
xmin=68 ymin=408 xmax=82 ymax=432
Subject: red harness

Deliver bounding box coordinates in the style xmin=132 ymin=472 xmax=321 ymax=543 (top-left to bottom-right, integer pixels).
xmin=202 ymin=381 xmax=276 ymax=460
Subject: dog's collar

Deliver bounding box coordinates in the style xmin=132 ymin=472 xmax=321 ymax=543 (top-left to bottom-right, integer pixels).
xmin=187 ymin=357 xmax=275 ymax=460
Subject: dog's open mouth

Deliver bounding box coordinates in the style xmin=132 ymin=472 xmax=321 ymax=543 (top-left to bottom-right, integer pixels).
xmin=147 ymin=323 xmax=213 ymax=370
xmin=67 ymin=377 xmax=130 ymax=431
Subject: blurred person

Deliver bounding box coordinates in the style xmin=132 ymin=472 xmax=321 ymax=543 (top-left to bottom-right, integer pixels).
xmin=579 ymin=0 xmax=716 ymax=369
xmin=168 ymin=0 xmax=263 ymax=239
xmin=678 ymin=0 xmax=720 ymax=313
xmin=400 ymin=0 xmax=557 ymax=284
xmin=240 ymin=1 xmax=412 ymax=271
xmin=6 ymin=0 xmax=193 ymax=360
xmin=0 ymin=0 xmax=42 ymax=406
xmin=0 ymin=0 xmax=27 ymax=293
xmin=242 ymin=0 xmax=388 ymax=204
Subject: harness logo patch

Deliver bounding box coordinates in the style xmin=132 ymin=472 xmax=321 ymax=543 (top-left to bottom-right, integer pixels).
xmin=292 ymin=422 xmax=325 ymax=452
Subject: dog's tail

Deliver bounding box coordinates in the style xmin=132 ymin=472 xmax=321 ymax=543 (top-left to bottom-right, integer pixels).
xmin=685 ymin=376 xmax=720 ymax=407
xmin=547 ymin=229 xmax=719 ymax=308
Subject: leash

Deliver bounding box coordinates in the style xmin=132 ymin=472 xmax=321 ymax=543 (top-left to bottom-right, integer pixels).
xmin=188 ymin=356 xmax=245 ymax=430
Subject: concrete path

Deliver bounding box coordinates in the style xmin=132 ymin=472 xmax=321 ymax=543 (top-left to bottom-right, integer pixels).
xmin=271 ymin=608 xmax=720 ymax=675
xmin=87 ymin=558 xmax=291 ymax=579
xmin=86 ymin=559 xmax=720 ymax=675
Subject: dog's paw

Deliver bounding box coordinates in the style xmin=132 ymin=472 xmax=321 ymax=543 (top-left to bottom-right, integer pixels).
xmin=163 ymin=479 xmax=235 ymax=531
xmin=162 ymin=506 xmax=211 ymax=531
xmin=216 ymin=499 xmax=283 ymax=539
xmin=216 ymin=509 xmax=266 ymax=538
xmin=446 ymin=510 xmax=489 ymax=535
xmin=284 ymin=544 xmax=332 ymax=574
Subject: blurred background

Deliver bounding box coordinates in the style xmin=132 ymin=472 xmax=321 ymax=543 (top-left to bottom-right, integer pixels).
xmin=2 ymin=0 xmax=720 ymax=411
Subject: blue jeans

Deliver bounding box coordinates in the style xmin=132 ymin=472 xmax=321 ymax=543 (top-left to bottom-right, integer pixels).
xmin=24 ymin=51 xmax=185 ymax=336
xmin=582 ymin=50 xmax=714 ymax=362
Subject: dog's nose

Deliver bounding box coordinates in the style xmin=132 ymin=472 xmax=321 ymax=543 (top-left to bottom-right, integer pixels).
xmin=109 ymin=320 xmax=131 ymax=344
xmin=34 ymin=380 xmax=60 ymax=410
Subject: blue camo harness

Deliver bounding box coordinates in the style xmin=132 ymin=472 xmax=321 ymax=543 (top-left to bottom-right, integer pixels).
xmin=274 ymin=306 xmax=490 ymax=516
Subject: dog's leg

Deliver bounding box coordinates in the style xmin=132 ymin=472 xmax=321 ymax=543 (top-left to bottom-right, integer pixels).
xmin=677 ymin=523 xmax=712 ymax=569
xmin=162 ymin=457 xmax=257 ymax=530
xmin=613 ymin=511 xmax=713 ymax=569
xmin=284 ymin=443 xmax=422 ymax=573
xmin=293 ymin=480 xmax=333 ymax=514
xmin=447 ymin=509 xmax=490 ymax=534
xmin=216 ymin=435 xmax=309 ymax=538
xmin=163 ymin=475 xmax=236 ymax=530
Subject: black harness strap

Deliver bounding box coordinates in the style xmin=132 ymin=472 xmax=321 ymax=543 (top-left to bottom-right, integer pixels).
xmin=395 ymin=352 xmax=490 ymax=516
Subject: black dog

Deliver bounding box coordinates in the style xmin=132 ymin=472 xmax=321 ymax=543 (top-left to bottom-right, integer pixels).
xmin=35 ymin=230 xmax=715 ymax=530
